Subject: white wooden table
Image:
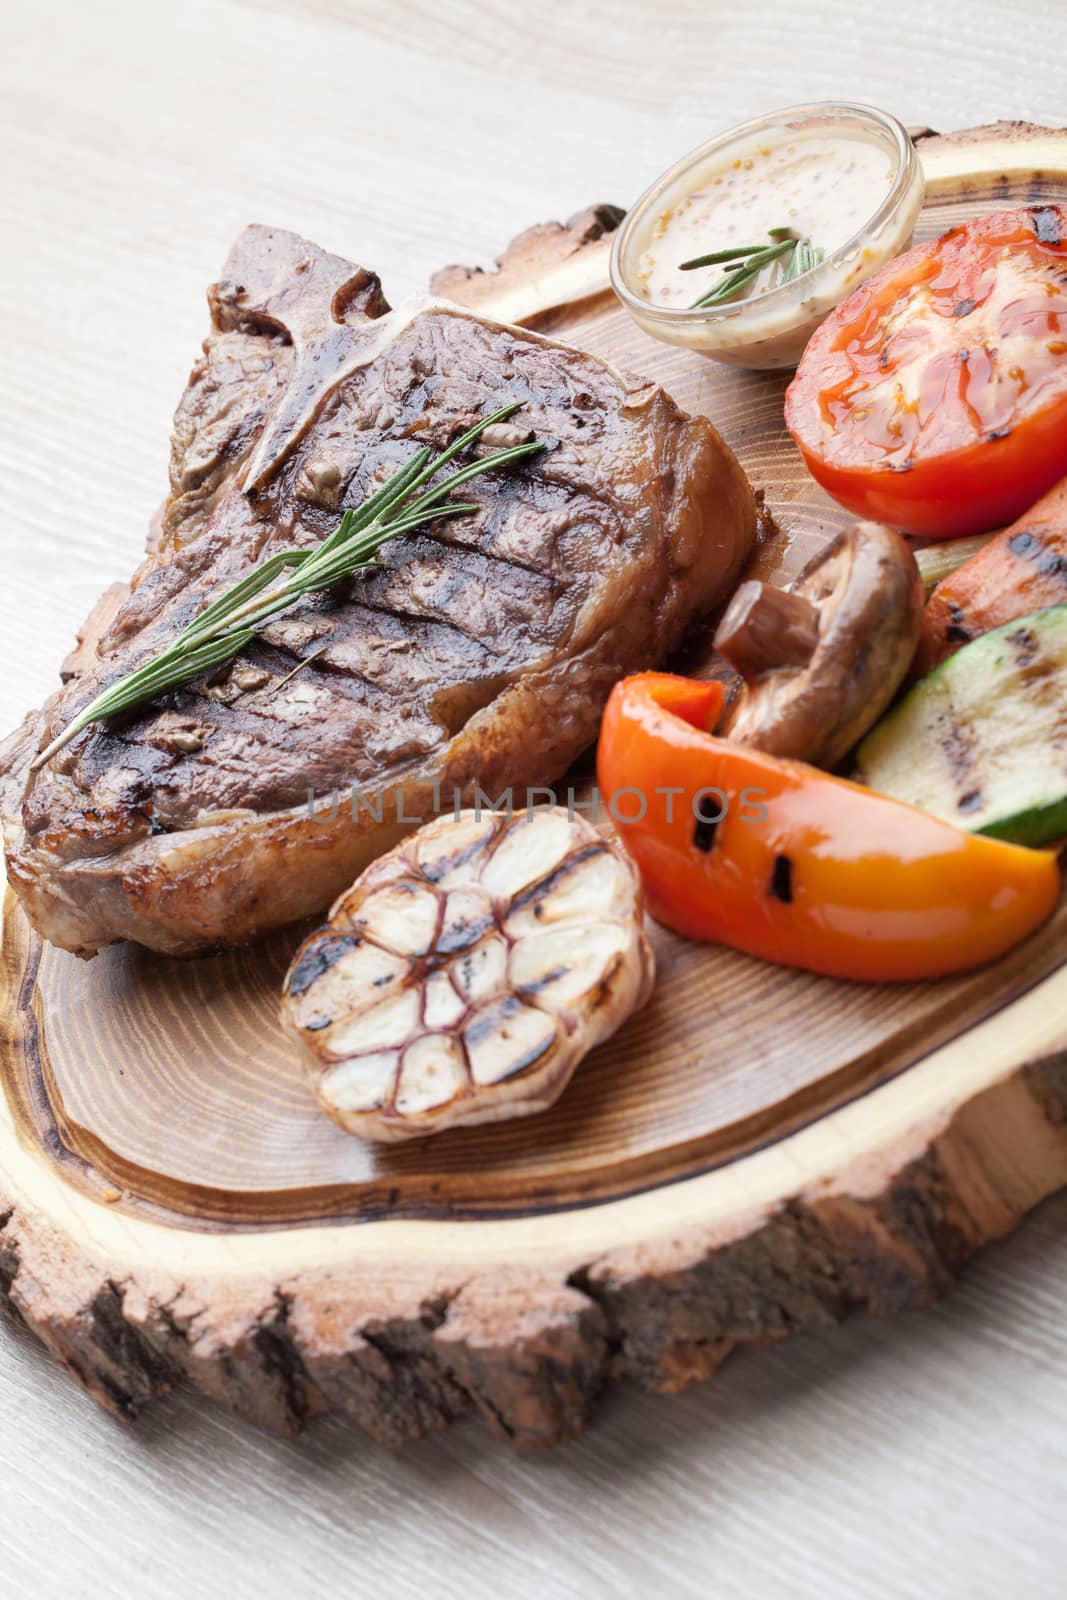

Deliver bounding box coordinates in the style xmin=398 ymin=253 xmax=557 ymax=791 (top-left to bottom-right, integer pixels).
xmin=2 ymin=2 xmax=1066 ymax=1594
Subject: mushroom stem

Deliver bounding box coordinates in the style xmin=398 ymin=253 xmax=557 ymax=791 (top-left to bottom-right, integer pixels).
xmin=713 ymin=580 xmax=821 ymax=682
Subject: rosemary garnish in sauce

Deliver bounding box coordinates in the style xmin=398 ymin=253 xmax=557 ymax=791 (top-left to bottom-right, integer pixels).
xmin=32 ymin=403 xmax=543 ymax=771
xmin=681 ymin=228 xmax=825 ymax=309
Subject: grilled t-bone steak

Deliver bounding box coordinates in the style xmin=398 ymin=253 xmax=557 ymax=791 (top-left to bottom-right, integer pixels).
xmin=1 ymin=225 xmax=756 ymax=956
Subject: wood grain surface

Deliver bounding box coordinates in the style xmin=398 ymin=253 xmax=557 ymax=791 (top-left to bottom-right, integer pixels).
xmin=25 ymin=871 xmax=1067 ymax=1221
xmin=3 ymin=1 xmax=1067 ymax=1596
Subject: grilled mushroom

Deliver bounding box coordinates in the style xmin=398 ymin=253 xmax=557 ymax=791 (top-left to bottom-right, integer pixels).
xmin=714 ymin=520 xmax=923 ymax=768
xmin=281 ymin=807 xmax=654 ymax=1141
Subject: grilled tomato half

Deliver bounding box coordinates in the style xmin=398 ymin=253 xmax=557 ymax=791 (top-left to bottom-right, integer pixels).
xmin=785 ymin=206 xmax=1067 ymax=538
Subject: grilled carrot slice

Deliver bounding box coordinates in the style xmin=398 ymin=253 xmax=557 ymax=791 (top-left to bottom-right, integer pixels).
xmin=917 ymin=475 xmax=1067 ymax=675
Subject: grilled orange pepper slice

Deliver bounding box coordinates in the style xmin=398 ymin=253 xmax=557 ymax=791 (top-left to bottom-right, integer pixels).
xmin=597 ymin=672 xmax=1060 ymax=982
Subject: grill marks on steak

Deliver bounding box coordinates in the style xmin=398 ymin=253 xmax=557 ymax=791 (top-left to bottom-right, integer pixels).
xmin=3 ymin=225 xmax=756 ymax=955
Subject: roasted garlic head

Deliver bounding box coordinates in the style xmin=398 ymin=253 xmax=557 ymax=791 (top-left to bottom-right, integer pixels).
xmin=281 ymin=807 xmax=654 ymax=1141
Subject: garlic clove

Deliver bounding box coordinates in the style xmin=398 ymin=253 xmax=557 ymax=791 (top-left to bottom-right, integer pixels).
xmin=464 ymin=997 xmax=560 ymax=1086
xmin=396 ymin=1033 xmax=468 ymax=1115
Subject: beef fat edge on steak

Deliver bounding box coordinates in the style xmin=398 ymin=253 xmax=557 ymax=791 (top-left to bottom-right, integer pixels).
xmin=1 ymin=225 xmax=756 ymax=957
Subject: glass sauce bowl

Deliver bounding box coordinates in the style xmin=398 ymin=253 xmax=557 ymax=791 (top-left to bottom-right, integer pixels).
xmin=610 ymin=101 xmax=925 ymax=370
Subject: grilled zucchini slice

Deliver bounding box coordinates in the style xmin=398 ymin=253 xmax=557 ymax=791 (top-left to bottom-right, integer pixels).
xmin=856 ymin=604 xmax=1067 ymax=847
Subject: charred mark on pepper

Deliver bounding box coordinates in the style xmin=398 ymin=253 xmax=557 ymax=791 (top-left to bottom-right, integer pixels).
xmin=692 ymin=791 xmax=725 ymax=854
xmin=692 ymin=814 xmax=719 ymax=853
xmin=987 ymin=428 xmax=1012 ymax=441
xmin=769 ymin=854 xmax=794 ymax=904
xmin=954 ymin=298 xmax=977 ymax=318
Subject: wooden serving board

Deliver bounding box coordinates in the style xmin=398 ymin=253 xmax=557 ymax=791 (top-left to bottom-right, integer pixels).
xmin=3 ymin=122 xmax=1067 ymax=1449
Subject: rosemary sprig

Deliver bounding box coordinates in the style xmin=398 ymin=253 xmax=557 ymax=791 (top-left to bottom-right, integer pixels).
xmin=783 ymin=239 xmax=825 ymax=282
xmin=680 ymin=238 xmax=795 ymax=275
xmin=677 ymin=242 xmax=765 ymax=268
xmin=32 ymin=404 xmax=543 ymax=771
xmin=693 ymin=260 xmax=763 ymax=308
xmin=681 ymin=227 xmax=824 ymax=309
